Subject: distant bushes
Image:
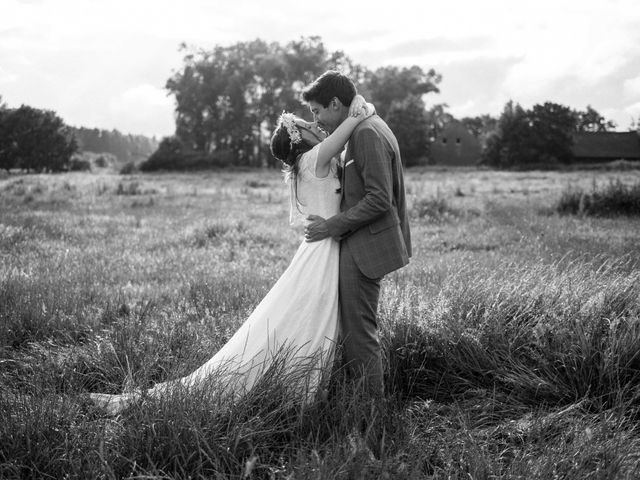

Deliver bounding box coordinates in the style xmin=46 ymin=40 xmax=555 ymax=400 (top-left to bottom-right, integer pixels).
xmin=67 ymin=152 xmax=122 ymax=172
xmin=115 ymin=181 xmax=158 ymax=196
xmin=119 ymin=161 xmax=137 ymax=175
xmin=68 ymin=156 xmax=92 ymax=172
xmin=557 ymin=179 xmax=640 ymax=216
xmin=94 ymin=154 xmax=111 ymax=168
xmin=139 ymin=136 xmax=235 ymax=171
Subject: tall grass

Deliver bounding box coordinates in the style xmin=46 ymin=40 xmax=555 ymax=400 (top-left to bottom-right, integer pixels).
xmin=557 ymin=179 xmax=640 ymax=216
xmin=383 ymin=257 xmax=640 ymax=406
xmin=2 ymin=170 xmax=640 ymax=478
xmin=3 ymin=255 xmax=639 ymax=478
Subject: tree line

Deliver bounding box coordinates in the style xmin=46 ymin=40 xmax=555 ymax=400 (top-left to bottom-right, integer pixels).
xmin=2 ymin=35 xmax=628 ymax=174
xmin=141 ymin=36 xmax=442 ymax=171
xmin=72 ymin=127 xmax=159 ymax=163
xmin=480 ymin=102 xmax=620 ymax=168
xmin=0 ymin=96 xmax=159 ymax=172
xmin=142 ymin=35 xmax=625 ymax=172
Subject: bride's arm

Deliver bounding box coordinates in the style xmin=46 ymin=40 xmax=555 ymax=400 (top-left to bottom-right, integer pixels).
xmin=316 ymin=95 xmax=374 ymax=169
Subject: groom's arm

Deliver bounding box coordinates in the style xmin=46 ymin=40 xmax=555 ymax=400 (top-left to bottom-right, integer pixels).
xmin=325 ymin=124 xmax=393 ymax=239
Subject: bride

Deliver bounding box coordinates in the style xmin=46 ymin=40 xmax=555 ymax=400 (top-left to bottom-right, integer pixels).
xmin=89 ymin=96 xmax=374 ymax=414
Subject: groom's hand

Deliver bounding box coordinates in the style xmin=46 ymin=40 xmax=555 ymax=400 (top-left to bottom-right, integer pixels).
xmin=305 ymin=215 xmax=329 ymax=242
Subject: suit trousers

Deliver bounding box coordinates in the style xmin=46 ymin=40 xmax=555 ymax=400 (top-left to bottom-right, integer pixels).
xmin=338 ymin=241 xmax=384 ymax=398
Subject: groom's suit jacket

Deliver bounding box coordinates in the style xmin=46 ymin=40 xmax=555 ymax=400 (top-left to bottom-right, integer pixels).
xmin=325 ymin=115 xmax=411 ymax=279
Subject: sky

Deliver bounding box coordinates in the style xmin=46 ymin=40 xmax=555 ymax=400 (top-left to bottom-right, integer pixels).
xmin=2 ymin=0 xmax=640 ymax=137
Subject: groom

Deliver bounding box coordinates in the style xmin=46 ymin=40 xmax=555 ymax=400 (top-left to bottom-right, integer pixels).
xmin=303 ymin=70 xmax=411 ymax=398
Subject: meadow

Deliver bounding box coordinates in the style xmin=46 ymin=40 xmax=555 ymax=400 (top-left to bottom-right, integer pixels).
xmin=1 ymin=164 xmax=640 ymax=479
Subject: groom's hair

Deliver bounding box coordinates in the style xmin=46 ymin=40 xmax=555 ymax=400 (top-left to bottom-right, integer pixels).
xmin=302 ymin=70 xmax=356 ymax=108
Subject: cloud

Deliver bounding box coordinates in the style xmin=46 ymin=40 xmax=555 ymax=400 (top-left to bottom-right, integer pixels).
xmin=0 ymin=68 xmax=18 ymax=84
xmin=447 ymin=100 xmax=478 ymax=119
xmin=111 ymin=84 xmax=173 ymax=109
xmin=429 ymin=56 xmax=522 ymax=116
xmin=624 ymin=77 xmax=640 ymax=98
xmin=395 ymin=37 xmax=492 ymax=55
xmin=624 ymin=102 xmax=640 ymax=119
xmin=495 ymin=2 xmax=640 ymax=103
xmin=108 ymin=84 xmax=175 ymax=137
xmin=348 ymin=35 xmax=505 ymax=70
xmin=3 ymin=0 xmax=640 ymax=134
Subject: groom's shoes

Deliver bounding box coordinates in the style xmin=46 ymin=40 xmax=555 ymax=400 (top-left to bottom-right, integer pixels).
xmin=347 ymin=428 xmax=377 ymax=463
xmin=360 ymin=397 xmax=389 ymax=460
xmin=362 ymin=419 xmax=386 ymax=461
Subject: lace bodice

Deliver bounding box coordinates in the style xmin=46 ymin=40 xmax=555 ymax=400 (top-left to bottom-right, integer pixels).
xmin=289 ymin=144 xmax=341 ymax=224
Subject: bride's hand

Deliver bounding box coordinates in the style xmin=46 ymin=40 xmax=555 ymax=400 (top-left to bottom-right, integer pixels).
xmin=363 ymin=102 xmax=376 ymax=119
xmin=349 ymin=95 xmax=376 ymax=119
xmin=348 ymin=94 xmax=367 ymax=117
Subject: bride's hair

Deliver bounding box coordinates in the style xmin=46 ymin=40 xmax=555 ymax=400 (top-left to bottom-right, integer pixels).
xmin=270 ymin=119 xmax=313 ymax=210
xmin=269 ymin=121 xmax=312 ymax=170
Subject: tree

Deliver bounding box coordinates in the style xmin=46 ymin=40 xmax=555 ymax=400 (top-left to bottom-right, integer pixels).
xmin=0 ymin=105 xmax=77 ymax=172
xmin=460 ymin=114 xmax=498 ymax=146
xmin=574 ymin=105 xmax=616 ymax=132
xmin=424 ymin=103 xmax=454 ymax=141
xmin=481 ymin=101 xmax=577 ymax=168
xmin=386 ymin=95 xmax=430 ymax=166
xmin=255 ymin=37 xmax=364 ymax=166
xmin=162 ymin=37 xmax=443 ymax=169
xmin=340 ymin=62 xmax=443 ymax=167
xmin=365 ymin=65 xmax=441 ymax=118
xmin=481 ymin=101 xmax=529 ymax=168
xmin=140 ymin=136 xmax=186 ymax=171
xmin=528 ymin=102 xmax=575 ymax=164
xmin=0 ymin=107 xmax=13 ymax=171
xmin=166 ymin=36 xmax=352 ymax=167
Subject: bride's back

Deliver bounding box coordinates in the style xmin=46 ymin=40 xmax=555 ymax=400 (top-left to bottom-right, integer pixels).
xmin=294 ymin=145 xmax=341 ymax=224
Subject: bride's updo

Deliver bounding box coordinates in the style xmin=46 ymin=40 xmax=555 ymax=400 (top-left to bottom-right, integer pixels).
xmin=270 ymin=112 xmax=314 ymax=217
xmin=270 ymin=112 xmax=312 ymax=169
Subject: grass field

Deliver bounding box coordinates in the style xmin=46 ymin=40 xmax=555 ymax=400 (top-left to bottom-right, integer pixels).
xmin=1 ymin=165 xmax=640 ymax=479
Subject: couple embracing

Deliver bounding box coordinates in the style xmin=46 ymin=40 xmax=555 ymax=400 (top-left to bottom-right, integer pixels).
xmin=90 ymin=70 xmax=411 ymax=414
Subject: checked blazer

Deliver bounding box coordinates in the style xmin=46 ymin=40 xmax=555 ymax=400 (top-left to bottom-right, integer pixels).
xmin=325 ymin=115 xmax=411 ymax=279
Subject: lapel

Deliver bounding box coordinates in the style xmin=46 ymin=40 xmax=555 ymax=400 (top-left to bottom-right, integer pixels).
xmin=340 ymin=141 xmax=349 ymax=200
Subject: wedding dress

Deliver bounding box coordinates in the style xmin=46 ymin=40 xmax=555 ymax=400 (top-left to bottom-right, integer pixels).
xmin=90 ymin=145 xmax=341 ymax=414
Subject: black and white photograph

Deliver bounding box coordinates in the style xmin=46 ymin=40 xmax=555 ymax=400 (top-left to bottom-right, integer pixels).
xmin=1 ymin=0 xmax=640 ymax=478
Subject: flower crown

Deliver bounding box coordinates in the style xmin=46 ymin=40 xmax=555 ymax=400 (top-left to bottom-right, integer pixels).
xmin=278 ymin=112 xmax=302 ymax=149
